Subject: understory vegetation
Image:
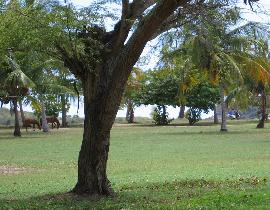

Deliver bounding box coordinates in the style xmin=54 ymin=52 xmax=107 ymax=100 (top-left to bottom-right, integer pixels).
xmin=0 ymin=121 xmax=269 ymax=209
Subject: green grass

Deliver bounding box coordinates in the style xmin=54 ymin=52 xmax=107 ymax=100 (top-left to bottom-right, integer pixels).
xmin=0 ymin=121 xmax=270 ymax=209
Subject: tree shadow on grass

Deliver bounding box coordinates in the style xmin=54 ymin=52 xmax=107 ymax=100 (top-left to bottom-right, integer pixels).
xmin=132 ymin=122 xmax=216 ymax=128
xmin=0 ymin=178 xmax=268 ymax=209
xmin=159 ymin=129 xmax=270 ymax=136
xmin=0 ymin=132 xmax=45 ymax=141
xmin=129 ymin=120 xmax=260 ymax=128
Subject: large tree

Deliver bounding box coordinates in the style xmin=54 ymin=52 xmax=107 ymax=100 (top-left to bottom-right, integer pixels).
xmin=57 ymin=0 xmax=191 ymax=195
xmin=57 ymin=0 xmax=259 ymax=196
xmin=137 ymin=68 xmax=180 ymax=125
xmin=185 ymin=81 xmax=220 ymax=125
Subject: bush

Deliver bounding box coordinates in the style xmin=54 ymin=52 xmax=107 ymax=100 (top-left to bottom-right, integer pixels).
xmin=186 ymin=108 xmax=201 ymax=125
xmin=152 ymin=105 xmax=173 ymax=125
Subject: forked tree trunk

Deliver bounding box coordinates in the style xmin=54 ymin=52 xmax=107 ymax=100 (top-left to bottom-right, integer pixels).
xmin=220 ymin=81 xmax=227 ymax=132
xmin=213 ymin=105 xmax=219 ymax=124
xmin=178 ymin=105 xmax=185 ymax=119
xmin=13 ymin=98 xmax=21 ymax=137
xmin=19 ymin=99 xmax=25 ymax=126
xmin=41 ymin=98 xmax=49 ymax=132
xmin=257 ymin=91 xmax=266 ymax=128
xmin=61 ymin=94 xmax=68 ymax=128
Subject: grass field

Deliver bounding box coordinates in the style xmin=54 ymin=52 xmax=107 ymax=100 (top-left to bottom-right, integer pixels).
xmin=0 ymin=120 xmax=270 ymax=209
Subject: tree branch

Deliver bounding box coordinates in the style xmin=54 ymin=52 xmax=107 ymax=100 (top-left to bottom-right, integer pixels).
xmin=129 ymin=0 xmax=157 ymax=19
xmin=55 ymin=44 xmax=84 ymax=80
xmin=109 ymin=0 xmax=158 ymax=54
xmin=123 ymin=0 xmax=188 ymax=64
xmin=110 ymin=0 xmax=130 ymax=52
xmin=150 ymin=1 xmax=227 ymax=40
xmin=110 ymin=0 xmax=188 ymax=85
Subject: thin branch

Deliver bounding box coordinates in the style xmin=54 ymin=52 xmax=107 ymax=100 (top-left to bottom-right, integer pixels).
xmin=111 ymin=0 xmax=130 ymax=52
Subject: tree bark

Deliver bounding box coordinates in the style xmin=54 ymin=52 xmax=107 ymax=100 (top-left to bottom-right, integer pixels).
xmin=41 ymin=98 xmax=49 ymax=132
xmin=178 ymin=105 xmax=185 ymax=119
xmin=213 ymin=105 xmax=219 ymax=124
xmin=13 ymin=98 xmax=21 ymax=137
xmin=71 ymin=71 xmax=118 ymax=196
xmin=19 ymin=99 xmax=25 ymax=126
xmin=257 ymin=91 xmax=266 ymax=128
xmin=220 ymin=81 xmax=228 ymax=132
xmin=126 ymin=100 xmax=135 ymax=123
xmin=265 ymin=112 xmax=269 ymax=121
xmin=61 ymin=94 xmax=68 ymax=128
xmin=128 ymin=107 xmax=134 ymax=123
xmin=161 ymin=105 xmax=167 ymax=124
xmin=125 ymin=104 xmax=129 ymax=122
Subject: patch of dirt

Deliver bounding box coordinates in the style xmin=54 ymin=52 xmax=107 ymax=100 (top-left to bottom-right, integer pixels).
xmin=0 ymin=166 xmax=30 ymax=175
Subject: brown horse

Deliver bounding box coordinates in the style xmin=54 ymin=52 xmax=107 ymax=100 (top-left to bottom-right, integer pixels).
xmin=47 ymin=116 xmax=60 ymax=129
xmin=23 ymin=118 xmax=41 ymax=131
xmin=40 ymin=116 xmax=60 ymax=129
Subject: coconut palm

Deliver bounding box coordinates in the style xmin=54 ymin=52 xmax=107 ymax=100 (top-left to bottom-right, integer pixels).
xmin=236 ymin=55 xmax=270 ymax=128
xmin=187 ymin=7 xmax=270 ymax=131
xmin=189 ymin=36 xmax=242 ymax=131
xmin=3 ymin=54 xmax=34 ymax=136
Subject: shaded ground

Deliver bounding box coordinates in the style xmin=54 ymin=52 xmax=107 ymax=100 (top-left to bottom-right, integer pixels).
xmin=0 ymin=179 xmax=269 ymax=209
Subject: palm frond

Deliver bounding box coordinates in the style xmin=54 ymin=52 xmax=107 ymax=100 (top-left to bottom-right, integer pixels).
xmin=235 ymin=54 xmax=270 ymax=87
xmin=5 ymin=56 xmax=35 ymax=88
xmin=38 ymin=83 xmax=76 ymax=95
xmin=220 ymin=52 xmax=243 ymax=83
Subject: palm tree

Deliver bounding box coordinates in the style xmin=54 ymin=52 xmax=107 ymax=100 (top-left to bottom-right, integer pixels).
xmin=189 ymin=32 xmax=245 ymax=131
xmin=56 ymin=71 xmax=81 ymax=128
xmin=236 ymin=55 xmax=270 ymax=128
xmin=3 ymin=54 xmax=34 ymax=136
xmin=188 ymin=10 xmax=270 ymax=131
xmin=213 ymin=105 xmax=219 ymax=124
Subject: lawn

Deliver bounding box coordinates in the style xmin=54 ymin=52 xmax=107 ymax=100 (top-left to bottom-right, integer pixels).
xmin=0 ymin=121 xmax=269 ymax=209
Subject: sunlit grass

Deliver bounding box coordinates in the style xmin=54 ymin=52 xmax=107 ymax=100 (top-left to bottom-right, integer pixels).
xmin=0 ymin=120 xmax=269 ymax=209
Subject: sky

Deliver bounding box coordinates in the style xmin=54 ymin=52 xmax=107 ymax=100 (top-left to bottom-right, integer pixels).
xmin=5 ymin=0 xmax=269 ymax=119
xmin=66 ymin=0 xmax=270 ymax=119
